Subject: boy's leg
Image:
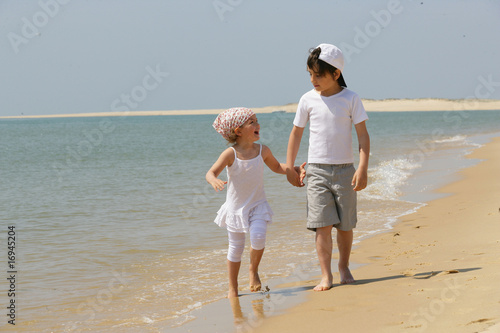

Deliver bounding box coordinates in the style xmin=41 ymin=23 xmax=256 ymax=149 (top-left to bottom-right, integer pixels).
xmin=305 ymin=164 xmax=336 ymax=291
xmin=314 ymin=225 xmax=334 ymax=291
xmin=337 ymin=229 xmax=355 ymax=284
xmin=249 ymin=219 xmax=267 ymax=292
xmin=333 ymin=164 xmax=357 ymax=284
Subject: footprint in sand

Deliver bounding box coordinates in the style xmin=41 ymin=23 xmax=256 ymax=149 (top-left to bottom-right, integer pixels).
xmin=404 ymin=269 xmax=459 ymax=279
xmin=467 ymin=318 xmax=494 ymax=325
xmin=435 ymin=269 xmax=460 ymax=277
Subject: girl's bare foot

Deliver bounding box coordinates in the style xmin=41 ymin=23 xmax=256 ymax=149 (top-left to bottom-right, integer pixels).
xmin=249 ymin=272 xmax=261 ymax=292
xmin=339 ymin=266 xmax=355 ymax=284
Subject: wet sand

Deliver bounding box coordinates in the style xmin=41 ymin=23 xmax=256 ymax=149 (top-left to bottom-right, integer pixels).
xmin=254 ymin=136 xmax=500 ymax=333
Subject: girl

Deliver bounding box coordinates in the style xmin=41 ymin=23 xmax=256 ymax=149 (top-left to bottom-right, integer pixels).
xmin=206 ymin=107 xmax=305 ymax=298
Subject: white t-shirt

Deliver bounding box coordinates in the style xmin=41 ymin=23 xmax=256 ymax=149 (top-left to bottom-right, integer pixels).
xmin=293 ymin=88 xmax=368 ymax=164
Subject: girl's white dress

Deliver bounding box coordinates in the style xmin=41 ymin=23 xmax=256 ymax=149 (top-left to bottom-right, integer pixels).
xmin=214 ymin=144 xmax=273 ymax=233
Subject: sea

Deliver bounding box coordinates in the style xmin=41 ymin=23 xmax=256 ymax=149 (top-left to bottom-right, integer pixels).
xmin=1 ymin=109 xmax=499 ymax=332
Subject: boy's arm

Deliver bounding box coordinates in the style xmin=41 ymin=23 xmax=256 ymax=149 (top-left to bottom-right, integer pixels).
xmin=286 ymin=126 xmax=305 ymax=187
xmin=206 ymin=148 xmax=233 ymax=192
xmin=352 ymin=121 xmax=370 ymax=191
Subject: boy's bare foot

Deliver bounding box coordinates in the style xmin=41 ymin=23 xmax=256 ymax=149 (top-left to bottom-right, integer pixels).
xmin=249 ymin=272 xmax=261 ymax=292
xmin=313 ymin=276 xmax=333 ymax=291
xmin=339 ymin=266 xmax=355 ymax=284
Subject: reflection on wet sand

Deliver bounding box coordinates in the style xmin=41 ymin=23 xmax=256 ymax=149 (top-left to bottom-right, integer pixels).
xmin=169 ymin=280 xmax=311 ymax=332
xmin=225 ymin=282 xmax=315 ymax=332
xmin=229 ymin=294 xmax=267 ymax=332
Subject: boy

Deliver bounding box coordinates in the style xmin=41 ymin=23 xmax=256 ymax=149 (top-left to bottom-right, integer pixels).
xmin=286 ymin=43 xmax=370 ymax=291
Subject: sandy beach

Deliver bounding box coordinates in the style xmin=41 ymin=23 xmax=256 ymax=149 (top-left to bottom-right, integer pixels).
xmin=2 ymin=98 xmax=500 ymax=118
xmin=3 ymin=100 xmax=499 ymax=332
xmin=253 ymin=136 xmax=500 ymax=333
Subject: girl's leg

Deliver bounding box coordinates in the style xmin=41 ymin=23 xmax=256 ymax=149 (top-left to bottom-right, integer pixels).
xmin=227 ymin=231 xmax=246 ymax=298
xmin=249 ymin=219 xmax=267 ymax=292
xmin=227 ymin=260 xmax=241 ymax=298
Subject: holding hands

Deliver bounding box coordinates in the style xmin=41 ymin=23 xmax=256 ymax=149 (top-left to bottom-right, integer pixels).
xmin=208 ymin=157 xmax=306 ymax=192
xmin=287 ymin=162 xmax=307 ymax=187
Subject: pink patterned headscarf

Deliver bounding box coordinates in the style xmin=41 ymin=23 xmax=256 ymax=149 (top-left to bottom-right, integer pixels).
xmin=212 ymin=107 xmax=255 ymax=140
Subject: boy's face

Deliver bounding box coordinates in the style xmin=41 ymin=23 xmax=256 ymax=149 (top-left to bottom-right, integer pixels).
xmin=308 ymin=66 xmax=342 ymax=97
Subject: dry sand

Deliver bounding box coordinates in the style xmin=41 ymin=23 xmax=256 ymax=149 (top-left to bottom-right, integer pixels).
xmin=2 ymin=98 xmax=500 ymax=118
xmin=254 ymin=137 xmax=500 ymax=333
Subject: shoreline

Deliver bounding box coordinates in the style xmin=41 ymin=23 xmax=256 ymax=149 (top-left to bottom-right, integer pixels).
xmin=4 ymin=107 xmax=499 ymax=332
xmin=1 ymin=98 xmax=500 ymax=119
xmin=253 ymin=136 xmax=500 ymax=333
xmin=166 ymin=136 xmax=500 ymax=333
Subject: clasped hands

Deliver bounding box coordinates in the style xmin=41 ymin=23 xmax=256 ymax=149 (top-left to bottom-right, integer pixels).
xmin=286 ymin=162 xmax=306 ymax=187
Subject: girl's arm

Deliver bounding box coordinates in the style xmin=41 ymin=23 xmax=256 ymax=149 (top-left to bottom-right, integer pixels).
xmin=262 ymin=145 xmax=306 ymax=184
xmin=352 ymin=121 xmax=370 ymax=191
xmin=206 ymin=148 xmax=234 ymax=192
xmin=262 ymin=145 xmax=286 ymax=174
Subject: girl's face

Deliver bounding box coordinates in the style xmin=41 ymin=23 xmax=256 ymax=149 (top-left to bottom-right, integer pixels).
xmin=308 ymin=66 xmax=342 ymax=97
xmin=236 ymin=115 xmax=260 ymax=141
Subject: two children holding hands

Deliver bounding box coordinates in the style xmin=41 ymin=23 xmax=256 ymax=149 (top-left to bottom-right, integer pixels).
xmin=207 ymin=43 xmax=370 ymax=297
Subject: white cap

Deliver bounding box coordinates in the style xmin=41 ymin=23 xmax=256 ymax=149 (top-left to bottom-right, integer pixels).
xmin=316 ymin=43 xmax=344 ymax=72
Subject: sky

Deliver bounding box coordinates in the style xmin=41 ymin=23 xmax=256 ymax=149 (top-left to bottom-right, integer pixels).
xmin=1 ymin=0 xmax=499 ymax=116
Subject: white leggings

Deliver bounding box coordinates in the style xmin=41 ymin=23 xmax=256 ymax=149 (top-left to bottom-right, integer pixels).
xmin=227 ymin=219 xmax=268 ymax=262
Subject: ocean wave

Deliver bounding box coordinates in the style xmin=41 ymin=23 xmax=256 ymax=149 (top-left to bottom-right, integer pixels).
xmin=433 ymin=135 xmax=467 ymax=144
xmin=362 ymin=158 xmax=421 ymax=201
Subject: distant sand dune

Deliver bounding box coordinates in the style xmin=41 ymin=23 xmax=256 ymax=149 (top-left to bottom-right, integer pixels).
xmin=2 ymin=98 xmax=500 ymax=119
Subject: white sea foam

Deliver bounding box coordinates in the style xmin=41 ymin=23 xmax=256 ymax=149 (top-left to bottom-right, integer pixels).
xmin=362 ymin=158 xmax=421 ymax=201
xmin=434 ymin=134 xmax=467 ymax=144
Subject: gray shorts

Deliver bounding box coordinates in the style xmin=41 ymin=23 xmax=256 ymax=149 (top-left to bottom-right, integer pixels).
xmin=306 ymin=163 xmax=357 ymax=232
